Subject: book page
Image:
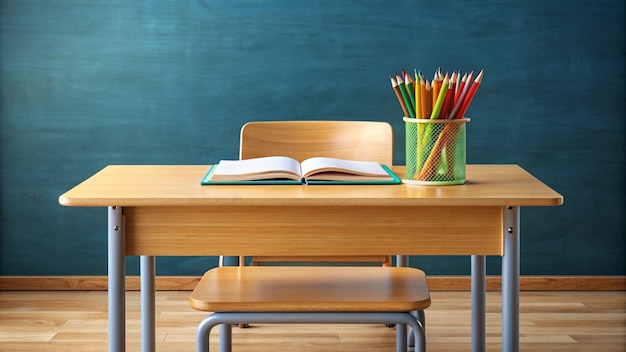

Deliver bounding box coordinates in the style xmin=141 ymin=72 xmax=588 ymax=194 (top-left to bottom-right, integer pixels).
xmin=210 ymin=156 xmax=302 ymax=181
xmin=301 ymin=157 xmax=391 ymax=180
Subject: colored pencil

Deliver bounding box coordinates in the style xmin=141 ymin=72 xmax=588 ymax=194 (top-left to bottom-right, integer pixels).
xmin=403 ymin=70 xmax=416 ymax=112
xmin=441 ymin=71 xmax=457 ymax=119
xmin=390 ymin=76 xmax=411 ymax=118
xmin=416 ymin=124 xmax=450 ymax=179
xmin=389 ymin=66 xmax=484 ymax=182
xmin=449 ymin=71 xmax=474 ymax=119
xmin=390 ymin=67 xmax=483 ymax=122
xmin=430 ymin=73 xmax=449 ymax=119
xmin=454 ymin=73 xmax=467 ymax=103
xmin=414 ymin=70 xmax=422 ymax=119
xmin=455 ymin=69 xmax=484 ymax=119
xmin=420 ymin=75 xmax=428 ymax=119
xmin=424 ymin=80 xmax=432 ymax=119
xmin=431 ymin=70 xmax=442 ymax=110
xmin=396 ymin=73 xmax=415 ymax=118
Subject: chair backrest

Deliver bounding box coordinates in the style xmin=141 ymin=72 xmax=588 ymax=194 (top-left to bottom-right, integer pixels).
xmin=239 ymin=120 xmax=393 ymax=165
xmin=236 ymin=120 xmax=395 ymax=268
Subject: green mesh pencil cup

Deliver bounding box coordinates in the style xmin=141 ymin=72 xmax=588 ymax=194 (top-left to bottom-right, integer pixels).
xmin=404 ymin=117 xmax=470 ymax=185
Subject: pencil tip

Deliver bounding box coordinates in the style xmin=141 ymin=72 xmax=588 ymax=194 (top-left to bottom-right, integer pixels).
xmin=475 ymin=69 xmax=484 ymax=82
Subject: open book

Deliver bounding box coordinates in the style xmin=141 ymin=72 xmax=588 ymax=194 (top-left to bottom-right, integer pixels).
xmin=201 ymin=156 xmax=401 ymax=185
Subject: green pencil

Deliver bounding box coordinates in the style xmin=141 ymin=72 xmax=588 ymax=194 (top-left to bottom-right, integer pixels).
xmin=396 ymin=73 xmax=415 ymax=118
xmin=403 ymin=70 xmax=416 ymax=112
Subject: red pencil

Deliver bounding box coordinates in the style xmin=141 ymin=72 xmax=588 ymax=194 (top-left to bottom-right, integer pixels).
xmin=456 ymin=70 xmax=484 ymax=119
xmin=449 ymin=71 xmax=474 ymax=119
xmin=454 ymin=72 xmax=467 ymax=103
xmin=440 ymin=71 xmax=456 ymax=119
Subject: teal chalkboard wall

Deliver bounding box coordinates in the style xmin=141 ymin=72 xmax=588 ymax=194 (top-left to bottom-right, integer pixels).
xmin=1 ymin=0 xmax=624 ymax=276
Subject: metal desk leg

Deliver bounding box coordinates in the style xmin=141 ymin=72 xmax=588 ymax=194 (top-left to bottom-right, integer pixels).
xmin=108 ymin=206 xmax=125 ymax=352
xmin=471 ymin=255 xmax=486 ymax=352
xmin=502 ymin=206 xmax=520 ymax=352
xmin=141 ymin=256 xmax=156 ymax=352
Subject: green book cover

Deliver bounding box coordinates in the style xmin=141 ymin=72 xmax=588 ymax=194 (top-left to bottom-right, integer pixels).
xmin=200 ymin=157 xmax=401 ymax=186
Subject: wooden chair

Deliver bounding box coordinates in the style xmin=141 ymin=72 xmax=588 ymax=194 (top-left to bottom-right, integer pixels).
xmin=190 ymin=266 xmax=431 ymax=352
xmin=222 ymin=120 xmax=395 ymax=267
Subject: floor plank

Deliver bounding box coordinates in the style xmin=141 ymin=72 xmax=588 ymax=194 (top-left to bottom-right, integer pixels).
xmin=0 ymin=290 xmax=624 ymax=351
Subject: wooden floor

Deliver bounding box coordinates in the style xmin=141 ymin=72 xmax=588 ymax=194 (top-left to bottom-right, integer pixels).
xmin=0 ymin=290 xmax=625 ymax=351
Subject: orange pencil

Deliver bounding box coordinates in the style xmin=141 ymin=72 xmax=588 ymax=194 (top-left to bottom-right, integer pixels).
xmin=431 ymin=70 xmax=442 ymax=109
xmin=416 ymin=124 xmax=452 ymax=180
xmin=420 ymin=74 xmax=428 ymax=119
xmin=390 ymin=76 xmax=410 ymax=118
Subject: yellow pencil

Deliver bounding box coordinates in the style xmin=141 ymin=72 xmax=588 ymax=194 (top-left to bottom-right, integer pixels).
xmin=414 ymin=70 xmax=422 ymax=119
xmin=425 ymin=80 xmax=432 ymax=118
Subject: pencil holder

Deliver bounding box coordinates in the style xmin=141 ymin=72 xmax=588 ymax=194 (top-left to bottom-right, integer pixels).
xmin=404 ymin=117 xmax=470 ymax=185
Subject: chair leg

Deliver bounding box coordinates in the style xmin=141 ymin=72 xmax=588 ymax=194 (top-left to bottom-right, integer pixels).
xmin=197 ymin=315 xmax=234 ymax=352
xmin=417 ymin=310 xmax=426 ymax=331
xmin=196 ymin=316 xmax=214 ymax=352
xmin=219 ymin=324 xmax=232 ymax=352
xmin=396 ymin=323 xmax=407 ymax=352
xmin=413 ymin=318 xmax=426 ymax=352
xmin=220 ymin=256 xmax=240 ymax=267
xmin=407 ymin=310 xmax=425 ymax=348
xmin=198 ymin=312 xmax=425 ymax=352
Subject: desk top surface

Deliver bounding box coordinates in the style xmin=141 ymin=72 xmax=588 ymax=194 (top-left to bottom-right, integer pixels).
xmin=59 ymin=165 xmax=562 ymax=207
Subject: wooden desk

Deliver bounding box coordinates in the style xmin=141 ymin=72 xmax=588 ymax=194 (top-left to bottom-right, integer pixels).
xmin=59 ymin=164 xmax=562 ymax=352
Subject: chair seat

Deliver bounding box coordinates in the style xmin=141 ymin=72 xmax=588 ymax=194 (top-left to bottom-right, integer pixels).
xmin=190 ymin=266 xmax=431 ymax=313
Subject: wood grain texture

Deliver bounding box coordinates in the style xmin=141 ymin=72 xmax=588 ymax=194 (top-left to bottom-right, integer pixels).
xmin=189 ymin=266 xmax=431 ymax=312
xmin=58 ymin=165 xmax=563 ymax=207
xmin=1 ymin=290 xmax=624 ymax=351
xmin=123 ymin=205 xmax=503 ymax=256
xmin=238 ymin=120 xmax=394 ymax=266
xmin=2 ymin=276 xmax=625 ymax=291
